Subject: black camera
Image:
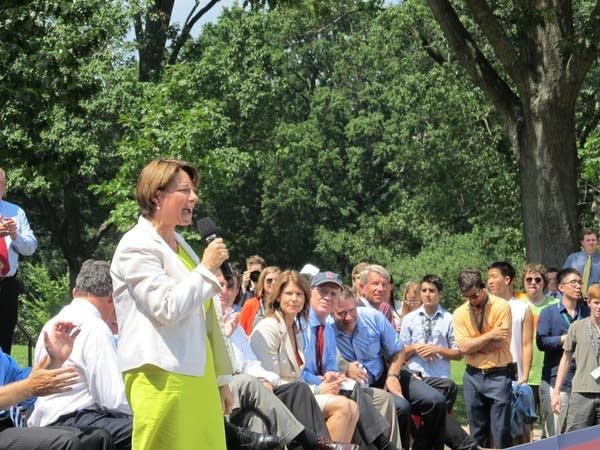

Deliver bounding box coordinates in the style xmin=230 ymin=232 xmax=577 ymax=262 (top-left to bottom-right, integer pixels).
xmin=249 ymin=270 xmax=261 ymax=283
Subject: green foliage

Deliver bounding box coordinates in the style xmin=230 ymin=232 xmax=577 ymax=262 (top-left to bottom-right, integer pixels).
xmin=107 ymin=0 xmax=523 ymax=275
xmin=392 ymin=225 xmax=524 ymax=311
xmin=0 ymin=0 xmax=137 ymax=280
xmin=8 ymin=344 xmax=29 ymax=368
xmin=2 ymin=0 xmax=595 ymax=316
xmin=17 ymin=262 xmax=70 ymax=343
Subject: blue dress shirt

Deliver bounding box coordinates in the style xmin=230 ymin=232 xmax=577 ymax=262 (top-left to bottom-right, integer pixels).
xmin=536 ymin=300 xmax=590 ymax=390
xmin=0 ymin=199 xmax=37 ymax=277
xmin=301 ymin=310 xmax=340 ymax=385
xmin=0 ymin=351 xmax=33 ymax=421
xmin=332 ymin=307 xmax=403 ymax=385
xmin=563 ymin=250 xmax=600 ymax=288
xmin=399 ymin=305 xmax=457 ymax=378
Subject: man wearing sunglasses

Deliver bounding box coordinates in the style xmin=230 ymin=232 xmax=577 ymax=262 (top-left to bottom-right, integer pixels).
xmin=453 ymin=268 xmax=513 ymax=449
xmin=516 ymin=263 xmax=558 ymax=431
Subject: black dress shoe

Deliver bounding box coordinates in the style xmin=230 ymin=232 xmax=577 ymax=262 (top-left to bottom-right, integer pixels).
xmin=314 ymin=437 xmax=359 ymax=450
xmin=224 ymin=420 xmax=281 ymax=449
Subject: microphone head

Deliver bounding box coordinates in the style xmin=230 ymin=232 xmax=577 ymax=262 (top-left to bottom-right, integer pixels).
xmin=197 ymin=216 xmax=218 ymax=240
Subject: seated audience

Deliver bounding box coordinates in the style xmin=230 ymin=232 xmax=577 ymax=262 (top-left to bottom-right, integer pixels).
xmin=357 ymin=265 xmax=395 ymax=325
xmin=399 ymin=275 xmax=481 ymax=450
xmin=217 ymin=269 xmax=356 ymax=450
xmin=28 ymin=260 xmax=132 ymax=450
xmin=332 ymin=284 xmax=447 ymax=450
xmin=249 ymin=270 xmax=359 ymax=448
xmin=302 ymin=271 xmax=402 ymax=450
xmin=1 ymin=321 xmax=113 ymax=449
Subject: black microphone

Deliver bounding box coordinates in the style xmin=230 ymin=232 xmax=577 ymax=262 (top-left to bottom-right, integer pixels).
xmin=197 ymin=216 xmax=233 ymax=284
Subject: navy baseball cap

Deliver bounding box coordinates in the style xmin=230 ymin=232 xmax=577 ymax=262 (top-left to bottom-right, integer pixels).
xmin=310 ymin=271 xmax=344 ymax=288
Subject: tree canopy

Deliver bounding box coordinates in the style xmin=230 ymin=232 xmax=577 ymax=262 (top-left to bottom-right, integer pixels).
xmin=0 ymin=0 xmax=597 ymax=329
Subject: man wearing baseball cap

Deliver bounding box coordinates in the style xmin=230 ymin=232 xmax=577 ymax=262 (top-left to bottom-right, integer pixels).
xmin=302 ymin=271 xmax=403 ymax=450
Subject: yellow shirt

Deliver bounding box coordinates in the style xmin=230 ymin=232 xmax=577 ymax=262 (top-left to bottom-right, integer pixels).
xmin=453 ymin=294 xmax=513 ymax=369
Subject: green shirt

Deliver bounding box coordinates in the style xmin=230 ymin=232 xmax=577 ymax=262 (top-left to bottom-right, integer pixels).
xmin=521 ymin=295 xmax=558 ymax=385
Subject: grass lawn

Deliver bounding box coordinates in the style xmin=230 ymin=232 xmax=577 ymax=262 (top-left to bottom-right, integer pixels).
xmin=10 ymin=343 xmax=31 ymax=367
xmin=450 ymin=360 xmax=468 ymax=426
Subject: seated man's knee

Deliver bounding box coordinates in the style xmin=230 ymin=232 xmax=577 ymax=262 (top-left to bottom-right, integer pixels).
xmin=330 ymin=396 xmax=359 ymax=423
xmin=392 ymin=395 xmax=411 ymax=417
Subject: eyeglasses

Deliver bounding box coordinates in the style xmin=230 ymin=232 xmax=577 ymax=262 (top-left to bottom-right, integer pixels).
xmin=561 ymin=279 xmax=583 ymax=287
xmin=172 ymin=188 xmax=196 ymax=197
xmin=462 ymin=289 xmax=481 ymax=301
xmin=525 ymin=276 xmax=543 ymax=284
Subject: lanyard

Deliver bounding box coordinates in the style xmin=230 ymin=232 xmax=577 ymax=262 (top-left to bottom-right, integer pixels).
xmin=588 ymin=319 xmax=600 ymax=366
xmin=560 ymin=302 xmax=580 ymax=328
xmin=469 ymin=296 xmax=489 ymax=334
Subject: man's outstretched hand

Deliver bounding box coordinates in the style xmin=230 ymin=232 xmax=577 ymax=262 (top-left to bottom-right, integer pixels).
xmin=43 ymin=321 xmax=80 ymax=368
xmin=26 ymin=356 xmax=79 ymax=397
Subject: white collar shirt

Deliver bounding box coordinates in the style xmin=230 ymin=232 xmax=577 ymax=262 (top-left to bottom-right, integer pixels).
xmin=28 ymin=298 xmax=131 ymax=427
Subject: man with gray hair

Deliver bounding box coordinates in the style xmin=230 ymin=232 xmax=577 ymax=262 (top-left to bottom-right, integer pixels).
xmin=28 ymin=259 xmax=132 ymax=449
xmin=358 ymin=264 xmax=394 ymax=324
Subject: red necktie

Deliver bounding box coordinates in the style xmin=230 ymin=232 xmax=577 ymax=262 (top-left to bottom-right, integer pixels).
xmin=316 ymin=324 xmax=325 ymax=376
xmin=0 ymin=238 xmax=9 ymax=276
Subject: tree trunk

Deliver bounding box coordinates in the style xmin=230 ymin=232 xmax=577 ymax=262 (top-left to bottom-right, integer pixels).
xmin=510 ymin=98 xmax=580 ymax=267
xmin=425 ymin=0 xmax=599 ymax=267
xmin=135 ymin=0 xmax=175 ymax=82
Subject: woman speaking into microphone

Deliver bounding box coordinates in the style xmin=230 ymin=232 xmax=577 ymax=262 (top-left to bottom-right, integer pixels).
xmin=111 ymin=158 xmax=233 ymax=450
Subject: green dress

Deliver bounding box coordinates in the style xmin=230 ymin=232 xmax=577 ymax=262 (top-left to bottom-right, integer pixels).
xmin=123 ymin=246 xmax=226 ymax=450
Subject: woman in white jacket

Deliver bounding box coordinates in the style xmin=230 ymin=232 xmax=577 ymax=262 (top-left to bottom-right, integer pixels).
xmin=111 ymin=158 xmax=232 ymax=450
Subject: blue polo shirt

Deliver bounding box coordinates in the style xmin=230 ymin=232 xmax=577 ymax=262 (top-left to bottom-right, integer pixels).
xmin=536 ymin=300 xmax=590 ymax=390
xmin=332 ymin=307 xmax=403 ymax=385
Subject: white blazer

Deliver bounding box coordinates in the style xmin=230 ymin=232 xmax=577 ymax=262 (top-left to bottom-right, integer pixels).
xmin=249 ymin=311 xmax=305 ymax=383
xmin=111 ymin=216 xmax=227 ymax=378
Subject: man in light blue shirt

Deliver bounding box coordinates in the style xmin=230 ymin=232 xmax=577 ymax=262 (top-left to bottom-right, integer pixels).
xmin=399 ymin=274 xmax=460 ymax=379
xmin=331 ymin=286 xmax=448 ymax=450
xmin=0 ymin=167 xmax=37 ymax=355
xmin=563 ymin=227 xmax=600 ymax=294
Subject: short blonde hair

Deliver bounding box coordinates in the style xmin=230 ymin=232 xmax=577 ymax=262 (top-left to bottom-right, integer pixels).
xmin=587 ymin=283 xmax=600 ymax=300
xmin=136 ymin=158 xmax=199 ymax=218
